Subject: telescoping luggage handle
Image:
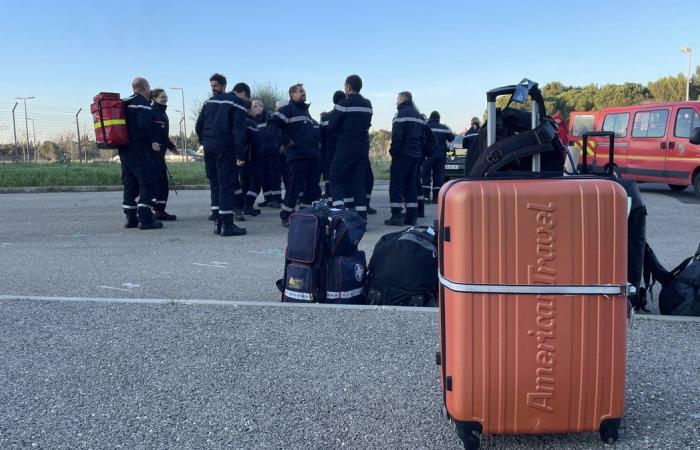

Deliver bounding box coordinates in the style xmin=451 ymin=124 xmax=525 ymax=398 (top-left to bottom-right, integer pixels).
xmin=486 ymin=79 xmax=547 ymax=171
xmin=580 ymin=130 xmax=615 ymax=176
xmin=438 ymin=273 xmax=632 ymax=297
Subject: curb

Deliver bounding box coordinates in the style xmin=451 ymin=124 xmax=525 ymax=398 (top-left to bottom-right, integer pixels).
xmin=0 ymin=295 xmax=436 ymax=313
xmin=0 ymin=181 xmax=390 ymax=194
xmin=0 ymin=185 xmax=210 ymax=194
xmin=2 ymin=294 xmax=698 ymax=321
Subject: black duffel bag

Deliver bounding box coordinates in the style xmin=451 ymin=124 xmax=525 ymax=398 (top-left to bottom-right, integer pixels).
xmin=366 ymin=226 xmax=438 ymax=307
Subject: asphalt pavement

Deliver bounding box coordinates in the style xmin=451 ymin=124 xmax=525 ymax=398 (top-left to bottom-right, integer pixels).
xmin=1 ymin=183 xmax=698 ymax=311
xmin=0 ymin=297 xmax=698 ymax=450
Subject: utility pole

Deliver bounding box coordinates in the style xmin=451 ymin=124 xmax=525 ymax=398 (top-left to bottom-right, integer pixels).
xmin=15 ymin=96 xmax=34 ymax=162
xmin=11 ymin=103 xmax=18 ymax=160
xmin=681 ymin=47 xmax=692 ymax=101
xmin=27 ymin=118 xmax=36 ymax=161
xmin=170 ymin=87 xmax=187 ymax=162
xmin=76 ymin=108 xmax=83 ymax=162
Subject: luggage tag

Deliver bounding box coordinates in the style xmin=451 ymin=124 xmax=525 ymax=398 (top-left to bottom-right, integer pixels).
xmin=512 ymin=84 xmax=529 ymax=104
xmin=512 ymin=78 xmax=537 ymax=104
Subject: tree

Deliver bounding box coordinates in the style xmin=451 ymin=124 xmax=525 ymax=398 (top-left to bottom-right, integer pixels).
xmin=594 ymin=83 xmax=649 ymax=110
xmin=370 ymin=130 xmax=392 ymax=160
xmin=251 ymin=82 xmax=286 ymax=112
xmin=647 ymin=74 xmax=687 ymax=102
xmin=37 ymin=141 xmax=60 ymax=161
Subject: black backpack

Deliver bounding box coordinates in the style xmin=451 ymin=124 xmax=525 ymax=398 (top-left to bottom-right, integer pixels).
xmin=464 ymin=81 xmax=565 ymax=178
xmin=277 ymin=204 xmax=368 ymax=304
xmin=616 ymin=179 xmax=648 ymax=311
xmin=366 ymin=226 xmax=438 ymax=307
xmin=640 ymin=242 xmax=700 ymax=316
xmin=279 ymin=207 xmax=329 ymax=303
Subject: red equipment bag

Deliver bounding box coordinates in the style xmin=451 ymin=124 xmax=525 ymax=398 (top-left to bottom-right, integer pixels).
xmin=91 ymin=92 xmax=129 ymax=148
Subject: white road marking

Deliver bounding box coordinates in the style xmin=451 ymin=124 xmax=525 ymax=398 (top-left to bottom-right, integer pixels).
xmin=0 ymin=294 xmax=439 ymax=313
xmin=248 ymin=249 xmax=284 ymax=256
xmin=192 ymin=262 xmax=228 ymax=268
xmin=98 ymin=286 xmax=132 ymax=293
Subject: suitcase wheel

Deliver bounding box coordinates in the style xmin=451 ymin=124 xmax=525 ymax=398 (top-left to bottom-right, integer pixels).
xmin=600 ymin=418 xmax=622 ymax=445
xmin=455 ymin=421 xmax=482 ymax=450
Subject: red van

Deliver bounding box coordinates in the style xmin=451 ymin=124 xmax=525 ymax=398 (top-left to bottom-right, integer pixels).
xmin=583 ymin=102 xmax=700 ymax=196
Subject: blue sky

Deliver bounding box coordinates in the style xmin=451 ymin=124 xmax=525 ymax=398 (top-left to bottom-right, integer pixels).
xmin=0 ymin=0 xmax=698 ymax=142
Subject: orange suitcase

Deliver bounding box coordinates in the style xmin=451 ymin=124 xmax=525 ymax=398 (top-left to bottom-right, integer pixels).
xmin=437 ymin=82 xmax=630 ymax=449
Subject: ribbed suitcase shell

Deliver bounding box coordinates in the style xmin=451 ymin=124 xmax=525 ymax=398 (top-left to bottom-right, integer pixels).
xmin=438 ymin=178 xmax=628 ymax=435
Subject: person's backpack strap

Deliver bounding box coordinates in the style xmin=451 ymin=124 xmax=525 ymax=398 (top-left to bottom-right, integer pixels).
xmin=468 ymin=122 xmax=561 ymax=178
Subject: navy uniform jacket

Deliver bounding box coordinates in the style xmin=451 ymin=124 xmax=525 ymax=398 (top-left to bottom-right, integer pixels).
xmin=427 ymin=119 xmax=455 ymax=159
xmin=269 ymin=100 xmax=320 ymax=161
xmin=123 ymin=93 xmax=153 ymax=152
xmin=195 ymin=92 xmax=248 ymax=160
xmin=390 ymin=101 xmax=426 ymax=159
xmin=250 ymin=110 xmax=282 ymax=157
xmin=151 ymin=102 xmax=177 ymax=151
xmin=328 ymin=93 xmax=373 ymax=156
xmin=463 ymin=125 xmax=480 ymax=152
xmin=319 ymin=110 xmax=340 ymax=166
xmin=421 ymin=123 xmax=436 ymax=159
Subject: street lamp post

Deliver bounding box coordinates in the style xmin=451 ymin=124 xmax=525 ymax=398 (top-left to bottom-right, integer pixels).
xmin=681 ymin=47 xmax=692 ymax=101
xmin=27 ymin=118 xmax=36 ymax=161
xmin=75 ymin=108 xmax=83 ymax=162
xmin=174 ymin=109 xmax=186 ymax=151
xmin=170 ymin=87 xmax=187 ymax=162
xmin=11 ymin=103 xmax=18 ymax=160
xmin=15 ymin=96 xmax=34 ymax=162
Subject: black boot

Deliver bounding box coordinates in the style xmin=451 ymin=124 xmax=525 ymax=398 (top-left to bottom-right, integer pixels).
xmin=384 ymin=211 xmax=404 ymax=226
xmin=208 ymin=209 xmax=218 ymax=221
xmin=154 ymin=211 xmax=177 ymax=221
xmin=137 ymin=206 xmax=163 ymax=230
xmin=367 ymin=205 xmax=377 ymax=215
xmin=243 ymin=206 xmax=261 ymax=216
xmin=221 ymin=214 xmax=247 ymax=236
xmin=123 ymin=209 xmax=138 ymax=229
xmin=417 ymin=201 xmax=425 ymax=218
xmin=234 ymin=208 xmax=246 ymax=221
xmin=404 ymin=209 xmax=417 ymax=226
xmin=213 ymin=216 xmax=222 ymax=234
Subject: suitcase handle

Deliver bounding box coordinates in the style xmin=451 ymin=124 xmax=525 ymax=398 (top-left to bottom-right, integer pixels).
xmin=581 ymin=131 xmax=615 ymax=176
xmin=485 ymin=80 xmax=547 ymax=171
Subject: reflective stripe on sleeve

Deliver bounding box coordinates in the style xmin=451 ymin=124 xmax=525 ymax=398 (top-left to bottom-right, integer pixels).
xmin=334 ymin=105 xmax=373 ymax=114
xmin=393 ymin=117 xmax=425 ymax=125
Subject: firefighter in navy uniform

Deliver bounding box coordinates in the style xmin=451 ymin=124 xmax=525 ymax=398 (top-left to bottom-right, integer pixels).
xmin=269 ymin=83 xmax=321 ymax=227
xmin=328 ymin=74 xmax=373 ymax=219
xmin=319 ymin=90 xmax=345 ymax=199
xmin=149 ymin=88 xmax=178 ymax=221
xmin=231 ymin=82 xmax=253 ymax=221
xmin=119 ymin=77 xmax=163 ymax=230
xmin=463 ymin=117 xmax=480 ymax=152
xmin=385 ymin=91 xmax=425 ymax=226
xmin=195 ymin=73 xmax=248 ymax=237
xmin=250 ymin=99 xmax=283 ymax=209
xmin=422 ymin=111 xmax=455 ymax=204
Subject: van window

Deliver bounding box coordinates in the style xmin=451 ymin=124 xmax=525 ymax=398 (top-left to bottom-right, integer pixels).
xmin=571 ymin=114 xmax=595 ymax=137
xmin=632 ymin=110 xmax=669 ymax=138
xmin=674 ymin=108 xmax=700 ymax=138
xmin=602 ymin=113 xmax=630 ymax=137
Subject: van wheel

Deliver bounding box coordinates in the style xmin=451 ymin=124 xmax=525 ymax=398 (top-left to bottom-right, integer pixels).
xmin=668 ymin=184 xmax=687 ymax=192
